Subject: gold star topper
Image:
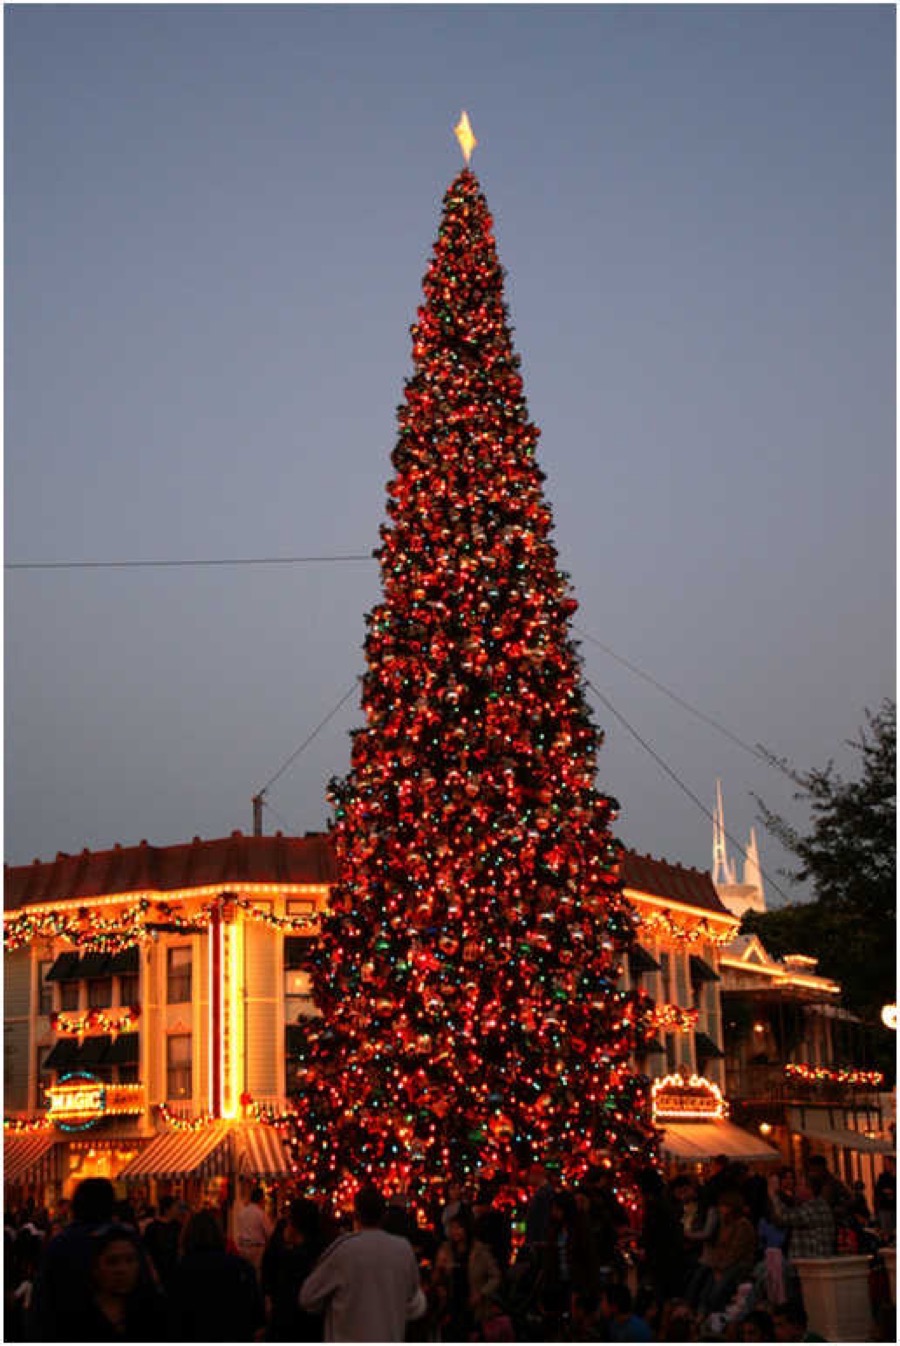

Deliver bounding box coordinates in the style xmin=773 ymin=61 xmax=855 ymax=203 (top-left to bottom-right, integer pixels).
xmin=454 ymin=110 xmax=477 ymax=165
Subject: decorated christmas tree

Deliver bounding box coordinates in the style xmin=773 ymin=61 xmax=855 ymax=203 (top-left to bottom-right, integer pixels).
xmin=294 ymin=119 xmax=657 ymax=1197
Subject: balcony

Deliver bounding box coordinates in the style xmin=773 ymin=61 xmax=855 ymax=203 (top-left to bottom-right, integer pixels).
xmin=726 ymin=1060 xmax=884 ymax=1107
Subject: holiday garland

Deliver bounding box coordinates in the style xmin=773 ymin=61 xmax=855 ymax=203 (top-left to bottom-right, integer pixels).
xmin=784 ymin=1063 xmax=884 ymax=1087
xmin=4 ymin=894 xmax=319 ymax=953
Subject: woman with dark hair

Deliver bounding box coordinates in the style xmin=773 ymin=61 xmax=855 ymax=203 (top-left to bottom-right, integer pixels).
xmin=637 ymin=1167 xmax=687 ymax=1302
xmin=261 ymin=1197 xmax=325 ymax=1341
xmin=66 ymin=1224 xmax=169 ymax=1341
xmin=432 ymin=1210 xmax=474 ymax=1340
xmin=170 ymin=1208 xmax=264 ymax=1341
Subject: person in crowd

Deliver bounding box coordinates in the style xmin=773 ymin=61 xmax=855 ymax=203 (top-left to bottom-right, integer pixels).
xmin=472 ymin=1179 xmax=513 ymax=1273
xmin=440 ymin=1179 xmax=470 ymax=1239
xmin=142 ymin=1194 xmax=183 ymax=1293
xmin=804 ymin=1154 xmax=851 ymax=1218
xmin=738 ymin=1306 xmax=776 ymax=1341
xmin=29 ymin=1176 xmax=120 ymax=1339
xmin=768 ymin=1170 xmax=836 ymax=1259
xmin=236 ymin=1184 xmax=273 ymax=1278
xmin=874 ymin=1155 xmax=896 ymax=1237
xmin=772 ymin=1298 xmax=827 ymax=1342
xmin=5 ymin=1226 xmax=42 ymax=1341
xmin=693 ymin=1188 xmax=757 ymax=1317
xmin=112 ymin=1198 xmax=139 ymax=1230
xmin=261 ymin=1196 xmax=325 ymax=1341
xmin=582 ymin=1165 xmax=629 ymax=1279
xmin=468 ymin=1211 xmax=505 ymax=1332
xmin=599 ymin=1282 xmax=653 ymax=1343
xmin=432 ymin=1208 xmax=474 ymax=1340
xmin=524 ymin=1162 xmax=557 ymax=1250
xmin=656 ymin=1297 xmax=699 ymax=1342
xmin=299 ymin=1183 xmax=427 ymax=1342
xmin=170 ymin=1207 xmax=264 ymax=1341
xmin=539 ymin=1189 xmax=577 ymax=1336
xmin=636 ymin=1167 xmax=686 ymax=1302
xmin=700 ymin=1155 xmax=733 ymax=1212
xmin=64 ymin=1224 xmax=170 ymax=1342
xmin=570 ymin=1287 xmax=605 ymax=1341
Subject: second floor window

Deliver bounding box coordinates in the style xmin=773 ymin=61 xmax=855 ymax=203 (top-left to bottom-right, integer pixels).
xmin=167 ymin=947 xmax=192 ymax=1004
xmin=166 ymin=1034 xmax=192 ymax=1100
xmin=38 ymin=961 xmax=54 ymax=1016
xmin=59 ymin=980 xmax=80 ymax=1011
xmin=88 ymin=978 xmax=113 ymax=1009
xmin=118 ymin=972 xmax=139 ymax=1005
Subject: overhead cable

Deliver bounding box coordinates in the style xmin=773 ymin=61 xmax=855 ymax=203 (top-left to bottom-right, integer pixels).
xmin=585 ymin=677 xmax=792 ymax=906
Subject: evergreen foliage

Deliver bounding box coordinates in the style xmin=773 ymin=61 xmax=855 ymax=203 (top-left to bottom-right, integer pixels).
xmin=291 ymin=170 xmax=657 ymax=1195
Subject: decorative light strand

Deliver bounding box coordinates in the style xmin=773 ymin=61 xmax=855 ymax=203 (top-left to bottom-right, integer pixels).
xmin=784 ymin=1063 xmax=884 ymax=1087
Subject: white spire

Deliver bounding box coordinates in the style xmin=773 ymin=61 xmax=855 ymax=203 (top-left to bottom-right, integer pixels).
xmin=712 ymin=779 xmax=737 ymax=887
xmin=743 ymin=826 xmax=766 ymax=909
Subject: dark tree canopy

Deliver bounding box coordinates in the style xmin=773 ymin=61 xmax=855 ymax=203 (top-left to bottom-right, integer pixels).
xmin=743 ymin=701 xmax=896 ymax=1030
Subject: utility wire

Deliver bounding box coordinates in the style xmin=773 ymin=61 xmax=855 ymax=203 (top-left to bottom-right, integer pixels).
xmin=6 ymin=553 xmax=374 ymax=571
xmin=575 ymin=622 xmax=772 ymax=769
xmin=585 ymin=676 xmax=792 ymax=907
xmin=257 ymin=681 xmax=360 ymax=796
xmin=8 ymin=545 xmax=797 ymax=869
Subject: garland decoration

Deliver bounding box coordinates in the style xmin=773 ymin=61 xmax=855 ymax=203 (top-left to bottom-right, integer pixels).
xmin=636 ymin=911 xmax=734 ymax=946
xmin=649 ymin=1003 xmax=701 ymax=1033
xmin=4 ymin=896 xmax=319 ymax=953
xmin=50 ymin=1006 xmax=140 ymax=1038
xmin=784 ymin=1063 xmax=884 ymax=1087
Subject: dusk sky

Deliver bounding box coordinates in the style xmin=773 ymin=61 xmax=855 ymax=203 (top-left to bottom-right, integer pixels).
xmin=5 ymin=4 xmax=895 ymax=905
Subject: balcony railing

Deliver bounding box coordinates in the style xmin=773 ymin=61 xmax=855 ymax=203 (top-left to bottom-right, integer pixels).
xmin=726 ymin=1061 xmax=884 ymax=1105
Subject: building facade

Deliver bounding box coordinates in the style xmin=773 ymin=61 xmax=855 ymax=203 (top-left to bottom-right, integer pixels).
xmin=4 ymin=832 xmax=797 ymax=1206
xmin=719 ymin=935 xmax=893 ymax=1202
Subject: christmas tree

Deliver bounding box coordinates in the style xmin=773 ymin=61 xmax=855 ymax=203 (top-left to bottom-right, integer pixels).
xmin=294 ymin=126 xmax=656 ymax=1198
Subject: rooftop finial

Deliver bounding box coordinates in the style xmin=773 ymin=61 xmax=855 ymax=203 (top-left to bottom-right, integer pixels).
xmin=454 ymin=110 xmax=477 ymax=165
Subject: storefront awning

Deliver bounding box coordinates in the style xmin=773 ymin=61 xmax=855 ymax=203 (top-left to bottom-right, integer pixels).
xmin=788 ymin=1108 xmax=894 ymax=1155
xmin=694 ymin=1031 xmax=725 ymax=1060
xmin=3 ymin=1133 xmax=60 ymax=1186
xmin=234 ymin=1124 xmax=292 ymax=1178
xmin=628 ymin=943 xmax=661 ymax=976
xmin=105 ymin=1033 xmax=139 ymax=1065
xmin=46 ymin=952 xmax=81 ymax=982
xmin=689 ymin=954 xmax=720 ymax=984
xmin=662 ymin=1120 xmax=781 ymax=1163
xmin=118 ymin=1122 xmax=233 ymax=1180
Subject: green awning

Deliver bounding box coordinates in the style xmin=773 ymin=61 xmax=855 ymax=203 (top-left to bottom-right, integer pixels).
xmin=689 ymin=955 xmax=720 ymax=984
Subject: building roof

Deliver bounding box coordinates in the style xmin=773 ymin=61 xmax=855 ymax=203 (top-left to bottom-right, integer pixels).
xmin=6 ymin=832 xmax=731 ymax=918
xmin=620 ymin=851 xmax=734 ymax=919
xmin=4 ymin=832 xmax=336 ymax=910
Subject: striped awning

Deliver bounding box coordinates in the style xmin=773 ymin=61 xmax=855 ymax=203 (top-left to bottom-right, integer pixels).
xmin=662 ymin=1120 xmax=781 ymax=1164
xmin=788 ymin=1108 xmax=894 ymax=1155
xmin=3 ymin=1133 xmax=60 ymax=1186
xmin=118 ymin=1122 xmax=232 ymax=1180
xmin=234 ymin=1124 xmax=291 ymax=1178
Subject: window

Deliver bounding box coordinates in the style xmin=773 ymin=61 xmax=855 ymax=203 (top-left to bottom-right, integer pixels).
xmin=60 ymin=980 xmax=81 ymax=1011
xmin=38 ymin=960 xmax=54 ymax=1016
xmin=659 ymin=951 xmax=672 ymax=1004
xmin=118 ymin=973 xmax=139 ymax=1006
xmin=35 ymin=1046 xmax=51 ymax=1106
xmin=166 ymin=947 xmax=192 ymax=1004
xmin=166 ymin=1034 xmax=192 ymax=1100
xmin=88 ymin=978 xmax=113 ymax=1009
xmin=285 ymin=969 xmax=319 ymax=1021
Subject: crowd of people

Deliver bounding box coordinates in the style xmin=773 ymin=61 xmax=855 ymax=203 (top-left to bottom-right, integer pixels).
xmin=3 ymin=1152 xmax=896 ymax=1342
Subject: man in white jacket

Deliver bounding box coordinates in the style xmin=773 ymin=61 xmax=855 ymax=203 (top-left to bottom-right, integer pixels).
xmin=299 ymin=1185 xmax=427 ymax=1342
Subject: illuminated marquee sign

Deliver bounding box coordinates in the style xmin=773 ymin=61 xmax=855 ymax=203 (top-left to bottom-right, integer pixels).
xmin=46 ymin=1073 xmax=145 ymax=1131
xmin=652 ymin=1072 xmax=727 ymax=1123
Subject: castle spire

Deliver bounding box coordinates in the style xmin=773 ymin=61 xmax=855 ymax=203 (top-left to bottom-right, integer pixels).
xmin=712 ymin=779 xmax=736 ymax=886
